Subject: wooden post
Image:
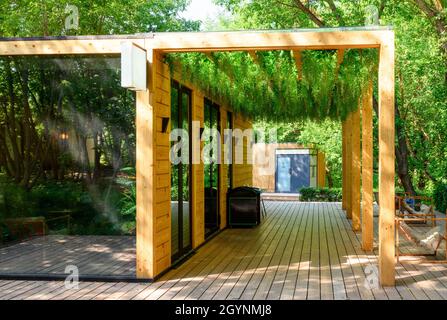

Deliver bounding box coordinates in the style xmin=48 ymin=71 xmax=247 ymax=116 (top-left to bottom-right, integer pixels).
xmin=345 ymin=112 xmax=353 ymax=219
xmin=342 ymin=119 xmax=347 ymax=210
xmin=191 ymin=91 xmax=205 ymax=248
xmin=136 ymin=48 xmax=172 ymax=279
xmin=352 ymin=106 xmax=361 ymax=231
xmin=220 ymin=108 xmax=228 ymax=229
xmin=136 ymin=47 xmax=155 ymax=279
xmin=378 ymin=33 xmax=395 ymax=286
xmin=317 ymin=151 xmax=326 ymax=188
xmin=362 ymin=81 xmax=374 ymax=251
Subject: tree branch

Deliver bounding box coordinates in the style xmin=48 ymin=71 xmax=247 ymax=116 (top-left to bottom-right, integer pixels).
xmin=275 ymin=0 xmax=299 ymax=10
xmin=433 ymin=0 xmax=444 ymax=11
xmin=412 ymin=0 xmax=447 ymax=56
xmin=292 ymin=0 xmax=326 ymax=27
xmin=379 ymin=0 xmax=388 ymax=18
xmin=324 ymin=0 xmax=344 ymax=26
xmin=413 ymin=0 xmax=439 ymax=18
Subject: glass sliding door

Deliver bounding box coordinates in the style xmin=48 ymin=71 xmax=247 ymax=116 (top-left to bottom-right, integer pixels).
xmin=204 ymin=99 xmax=220 ymax=238
xmin=275 ymin=151 xmax=311 ymax=193
xmin=171 ymin=81 xmax=192 ymax=261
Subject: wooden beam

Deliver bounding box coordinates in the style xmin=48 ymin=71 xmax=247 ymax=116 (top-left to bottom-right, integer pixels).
xmin=0 ymin=30 xmax=390 ymax=56
xmin=351 ymin=105 xmax=361 ymax=232
xmin=345 ymin=112 xmax=353 ymax=219
xmin=378 ymin=33 xmax=395 ymax=287
xmin=136 ymin=46 xmax=155 ymax=279
xmin=151 ymin=30 xmax=386 ymax=52
xmin=292 ymin=50 xmax=303 ymax=81
xmin=0 ymin=39 xmax=143 ymax=56
xmin=362 ymin=81 xmax=374 ymax=251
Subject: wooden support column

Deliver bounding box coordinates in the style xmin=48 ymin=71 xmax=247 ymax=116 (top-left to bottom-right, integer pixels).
xmin=345 ymin=112 xmax=353 ymax=219
xmin=342 ymin=119 xmax=347 ymax=210
xmin=136 ymin=47 xmax=155 ymax=279
xmin=317 ymin=151 xmax=326 ymax=188
xmin=362 ymin=81 xmax=374 ymax=251
xmin=191 ymin=91 xmax=205 ymax=248
xmin=136 ymin=47 xmax=172 ymax=279
xmin=351 ymin=106 xmax=361 ymax=231
xmin=378 ymin=34 xmax=395 ymax=286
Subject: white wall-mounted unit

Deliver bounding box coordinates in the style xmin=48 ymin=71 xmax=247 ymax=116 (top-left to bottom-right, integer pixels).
xmin=121 ymin=42 xmax=147 ymax=91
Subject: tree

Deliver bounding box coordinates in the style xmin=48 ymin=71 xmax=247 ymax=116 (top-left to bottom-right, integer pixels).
xmin=0 ymin=1 xmax=200 ymax=188
xmin=216 ymin=0 xmax=447 ymax=194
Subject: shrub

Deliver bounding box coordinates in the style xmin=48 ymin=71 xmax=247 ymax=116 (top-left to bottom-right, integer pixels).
xmin=300 ymin=187 xmax=342 ymax=202
xmin=0 ymin=176 xmax=133 ymax=237
xmin=433 ymin=183 xmax=447 ymax=213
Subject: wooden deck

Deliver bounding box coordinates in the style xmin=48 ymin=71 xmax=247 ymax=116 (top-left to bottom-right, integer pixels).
xmin=0 ymin=236 xmax=136 ymax=277
xmin=1 ymin=201 xmax=447 ymax=300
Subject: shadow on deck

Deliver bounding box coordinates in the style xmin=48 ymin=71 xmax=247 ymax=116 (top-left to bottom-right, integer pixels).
xmin=1 ymin=201 xmax=447 ymax=300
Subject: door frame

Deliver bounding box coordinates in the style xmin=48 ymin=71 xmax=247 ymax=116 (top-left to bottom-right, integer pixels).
xmin=171 ymin=80 xmax=193 ymax=262
xmin=275 ymin=149 xmax=311 ymax=193
xmin=204 ymin=99 xmax=221 ymax=238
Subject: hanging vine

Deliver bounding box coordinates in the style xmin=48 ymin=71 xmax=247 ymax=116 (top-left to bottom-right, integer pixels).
xmin=166 ymin=48 xmax=377 ymax=122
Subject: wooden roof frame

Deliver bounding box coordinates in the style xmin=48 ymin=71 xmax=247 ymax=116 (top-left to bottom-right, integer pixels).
xmin=0 ymin=27 xmax=395 ymax=287
xmin=0 ymin=28 xmax=388 ymax=55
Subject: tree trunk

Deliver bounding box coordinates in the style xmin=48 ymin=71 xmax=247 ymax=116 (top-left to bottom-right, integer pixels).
xmin=326 ymin=167 xmax=334 ymax=188
xmin=93 ymin=132 xmax=102 ymax=182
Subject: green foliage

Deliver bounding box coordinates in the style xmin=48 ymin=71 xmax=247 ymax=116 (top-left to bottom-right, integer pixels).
xmin=300 ymin=187 xmax=342 ymax=202
xmin=215 ymin=0 xmax=447 ymax=195
xmin=0 ymin=1 xmax=198 ymax=238
xmin=0 ymin=173 xmax=139 ymax=237
xmin=168 ymin=49 xmax=376 ymax=122
xmin=254 ymin=119 xmax=343 ymax=187
xmin=0 ymin=0 xmax=199 ymax=37
xmin=119 ymin=184 xmax=136 ymax=226
xmin=433 ymin=183 xmax=447 ymax=213
xmin=116 ymin=168 xmax=137 ymax=234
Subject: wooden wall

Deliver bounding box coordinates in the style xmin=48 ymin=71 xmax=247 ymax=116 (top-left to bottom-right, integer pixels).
xmin=252 ymin=143 xmax=326 ymax=192
xmin=233 ymin=116 xmax=254 ymax=188
xmin=139 ymin=59 xmax=255 ymax=279
xmin=152 ymin=53 xmax=171 ymax=275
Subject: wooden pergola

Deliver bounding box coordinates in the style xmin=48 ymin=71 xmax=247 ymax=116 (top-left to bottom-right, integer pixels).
xmin=0 ymin=27 xmax=396 ymax=286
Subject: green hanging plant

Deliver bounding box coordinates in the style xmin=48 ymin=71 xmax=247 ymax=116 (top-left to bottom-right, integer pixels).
xmin=166 ymin=47 xmax=378 ymax=123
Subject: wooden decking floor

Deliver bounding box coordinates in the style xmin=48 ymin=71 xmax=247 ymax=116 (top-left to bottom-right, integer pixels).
xmin=1 ymin=201 xmax=447 ymax=300
xmin=0 ymin=236 xmax=136 ymax=277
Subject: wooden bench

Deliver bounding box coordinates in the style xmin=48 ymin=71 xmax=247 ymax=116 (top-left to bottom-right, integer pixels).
xmin=3 ymin=217 xmax=47 ymax=240
xmin=2 ymin=213 xmax=71 ymax=243
xmin=395 ymin=215 xmax=447 ymax=263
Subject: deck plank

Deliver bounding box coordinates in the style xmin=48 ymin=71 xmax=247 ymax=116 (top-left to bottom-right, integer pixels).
xmin=239 ymin=202 xmax=296 ymax=299
xmin=1 ymin=201 xmax=447 ymax=300
xmin=210 ymin=202 xmax=286 ymax=300
xmin=199 ymin=202 xmax=285 ymax=300
xmin=279 ymin=202 xmax=308 ymax=300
